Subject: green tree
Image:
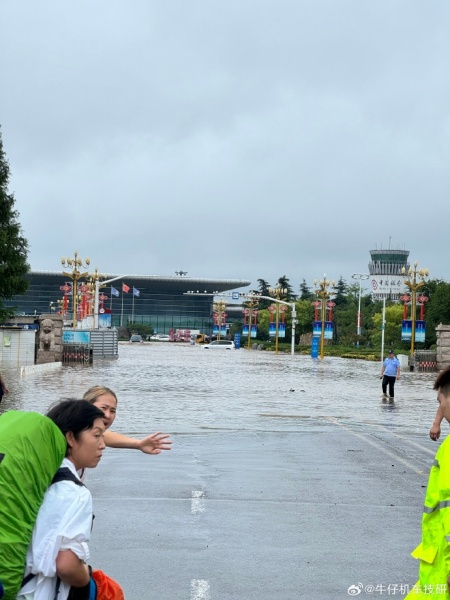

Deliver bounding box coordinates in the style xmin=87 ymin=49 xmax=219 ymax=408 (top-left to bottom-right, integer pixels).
xmin=299 ymin=279 xmax=313 ymax=301
xmin=332 ymin=276 xmax=348 ymax=306
xmin=0 ymin=128 xmax=29 ymax=322
xmin=294 ymin=299 xmax=315 ymax=337
xmin=251 ymin=278 xmax=270 ymax=309
xmin=276 ymin=275 xmax=295 ymax=300
xmin=420 ymin=279 xmax=450 ymax=347
xmin=370 ymin=303 xmax=404 ymax=349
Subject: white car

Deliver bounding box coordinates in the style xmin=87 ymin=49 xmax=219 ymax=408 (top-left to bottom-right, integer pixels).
xmin=203 ymin=340 xmax=235 ymax=350
xmin=150 ymin=334 xmax=170 ymax=341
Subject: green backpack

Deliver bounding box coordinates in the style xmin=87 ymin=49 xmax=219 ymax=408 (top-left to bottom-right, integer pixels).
xmin=0 ymin=411 xmax=66 ymax=600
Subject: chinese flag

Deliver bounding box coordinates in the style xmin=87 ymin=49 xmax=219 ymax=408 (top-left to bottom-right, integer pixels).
xmin=122 ymin=283 xmax=130 ymax=293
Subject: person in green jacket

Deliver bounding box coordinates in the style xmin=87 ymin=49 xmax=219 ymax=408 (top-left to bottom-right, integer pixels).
xmin=407 ymin=365 xmax=450 ymax=598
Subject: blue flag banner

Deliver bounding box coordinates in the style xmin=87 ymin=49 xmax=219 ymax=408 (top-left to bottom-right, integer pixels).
xmin=402 ymin=320 xmax=412 ymax=341
xmin=324 ymin=322 xmax=333 ymax=340
xmin=111 ymin=286 xmax=119 ymax=297
xmin=269 ymin=323 xmax=277 ymax=337
xmin=278 ymin=323 xmax=286 ymax=338
xmin=133 ymin=287 xmax=140 ymax=297
xmin=250 ymin=325 xmax=257 ymax=338
xmin=313 ymin=321 xmax=322 ymax=337
xmin=313 ymin=321 xmax=333 ymax=340
xmin=415 ymin=320 xmax=426 ymax=342
xmin=242 ymin=324 xmax=249 ymax=336
xmin=402 ymin=320 xmax=425 ymax=342
xmin=213 ymin=324 xmax=219 ymax=335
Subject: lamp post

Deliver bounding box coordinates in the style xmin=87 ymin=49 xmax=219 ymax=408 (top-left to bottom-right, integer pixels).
xmin=61 ymin=251 xmax=90 ymax=329
xmin=351 ymin=273 xmax=369 ymax=346
xmin=268 ymin=286 xmax=287 ymax=355
xmin=243 ymin=294 xmax=259 ymax=350
xmin=213 ymin=300 xmax=228 ymax=340
xmin=401 ymin=261 xmax=429 ymax=364
xmin=313 ymin=276 xmax=335 ymax=360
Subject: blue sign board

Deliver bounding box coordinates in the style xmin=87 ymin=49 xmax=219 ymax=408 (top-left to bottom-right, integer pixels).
xmin=232 ymin=292 xmax=239 ymax=300
xmin=234 ymin=333 xmax=241 ymax=349
xmin=401 ymin=320 xmax=411 ymax=341
xmin=62 ymin=331 xmax=91 ymax=344
xmin=402 ymin=320 xmax=425 ymax=342
xmin=313 ymin=321 xmax=333 ymax=340
xmin=311 ymin=336 xmax=319 ymax=358
xmin=415 ymin=320 xmax=426 ymax=342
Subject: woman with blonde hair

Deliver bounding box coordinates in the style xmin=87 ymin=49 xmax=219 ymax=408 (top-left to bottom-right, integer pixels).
xmin=82 ymin=386 xmax=172 ymax=454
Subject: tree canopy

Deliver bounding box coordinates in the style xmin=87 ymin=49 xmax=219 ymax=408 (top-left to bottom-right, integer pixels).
xmin=0 ymin=128 xmax=29 ymax=321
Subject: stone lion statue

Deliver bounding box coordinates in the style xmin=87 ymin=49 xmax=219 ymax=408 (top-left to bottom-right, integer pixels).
xmin=39 ymin=318 xmax=55 ymax=352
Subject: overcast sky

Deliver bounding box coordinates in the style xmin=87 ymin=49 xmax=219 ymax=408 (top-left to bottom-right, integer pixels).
xmin=1 ymin=1 xmax=449 ymax=295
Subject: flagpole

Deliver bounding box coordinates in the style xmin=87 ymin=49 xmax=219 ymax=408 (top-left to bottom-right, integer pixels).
xmin=121 ymin=291 xmax=124 ymax=327
xmin=132 ymin=292 xmax=135 ymax=323
xmin=93 ymin=275 xmax=132 ymax=329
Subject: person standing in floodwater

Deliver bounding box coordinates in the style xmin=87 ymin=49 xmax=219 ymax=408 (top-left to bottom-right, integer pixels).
xmin=380 ymin=350 xmax=401 ymax=399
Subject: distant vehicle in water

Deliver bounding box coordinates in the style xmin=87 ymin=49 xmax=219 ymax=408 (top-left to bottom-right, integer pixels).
xmin=203 ymin=340 xmax=235 ymax=350
xmin=129 ymin=334 xmax=143 ymax=343
xmin=150 ymin=334 xmax=170 ymax=341
xmin=194 ymin=333 xmax=208 ymax=344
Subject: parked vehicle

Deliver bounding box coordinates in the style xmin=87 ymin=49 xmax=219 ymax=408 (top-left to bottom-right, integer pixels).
xmin=203 ymin=340 xmax=235 ymax=350
xmin=150 ymin=334 xmax=170 ymax=341
xmin=130 ymin=334 xmax=143 ymax=343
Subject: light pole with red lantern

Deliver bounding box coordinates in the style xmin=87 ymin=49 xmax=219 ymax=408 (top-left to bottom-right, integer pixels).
xmin=351 ymin=273 xmax=369 ymax=346
xmin=401 ymin=261 xmax=429 ymax=363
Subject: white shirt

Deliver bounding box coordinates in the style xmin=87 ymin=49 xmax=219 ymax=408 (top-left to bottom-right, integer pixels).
xmin=17 ymin=458 xmax=93 ymax=600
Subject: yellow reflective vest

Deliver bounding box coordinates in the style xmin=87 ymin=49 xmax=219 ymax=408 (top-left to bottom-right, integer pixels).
xmin=406 ymin=434 xmax=450 ymax=599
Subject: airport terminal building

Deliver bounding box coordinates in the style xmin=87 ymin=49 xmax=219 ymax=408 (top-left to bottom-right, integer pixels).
xmin=8 ymin=271 xmax=251 ymax=334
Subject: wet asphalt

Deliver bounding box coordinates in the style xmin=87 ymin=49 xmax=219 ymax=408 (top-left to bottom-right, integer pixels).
xmin=86 ymin=424 xmax=437 ymax=600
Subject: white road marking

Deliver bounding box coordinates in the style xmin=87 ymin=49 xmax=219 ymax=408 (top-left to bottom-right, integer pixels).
xmin=325 ymin=416 xmax=425 ymax=475
xmin=191 ymin=579 xmax=211 ymax=599
xmin=191 ymin=490 xmax=206 ymax=514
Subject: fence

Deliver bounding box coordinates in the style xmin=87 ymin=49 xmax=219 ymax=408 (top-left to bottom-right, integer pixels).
xmin=62 ymin=344 xmax=93 ymax=365
xmin=413 ymin=350 xmax=437 ymax=372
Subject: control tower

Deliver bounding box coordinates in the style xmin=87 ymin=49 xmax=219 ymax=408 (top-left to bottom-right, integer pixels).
xmin=368 ymin=246 xmax=410 ymax=301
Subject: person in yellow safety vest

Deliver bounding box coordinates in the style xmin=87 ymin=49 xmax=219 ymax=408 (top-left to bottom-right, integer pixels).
xmin=406 ymin=365 xmax=450 ymax=599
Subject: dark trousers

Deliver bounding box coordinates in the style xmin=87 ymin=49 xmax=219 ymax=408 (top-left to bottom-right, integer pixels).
xmin=382 ymin=375 xmax=396 ymax=398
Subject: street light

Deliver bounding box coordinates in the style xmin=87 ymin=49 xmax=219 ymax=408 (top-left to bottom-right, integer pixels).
xmin=401 ymin=261 xmax=429 ymax=364
xmin=213 ymin=300 xmax=228 ymax=340
xmin=313 ymin=276 xmax=335 ymax=360
xmin=352 ymin=273 xmax=369 ymax=346
xmin=61 ymin=251 xmax=90 ymax=329
xmin=268 ymin=286 xmax=288 ymax=355
xmin=243 ymin=293 xmax=259 ymax=350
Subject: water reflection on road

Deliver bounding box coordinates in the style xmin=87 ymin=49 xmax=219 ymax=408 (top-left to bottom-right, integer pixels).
xmin=0 ymin=344 xmax=437 ymax=436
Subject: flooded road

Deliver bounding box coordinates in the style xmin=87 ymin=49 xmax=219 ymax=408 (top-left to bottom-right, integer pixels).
xmin=0 ymin=343 xmax=438 ymax=437
xmin=0 ymin=344 xmax=440 ymax=598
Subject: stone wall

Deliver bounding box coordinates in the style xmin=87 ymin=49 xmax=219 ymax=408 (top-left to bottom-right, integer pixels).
xmin=436 ymin=323 xmax=450 ymax=371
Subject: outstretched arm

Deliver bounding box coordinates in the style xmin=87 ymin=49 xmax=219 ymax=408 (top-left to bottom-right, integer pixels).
xmin=104 ymin=430 xmax=172 ymax=454
xmin=430 ymin=405 xmax=444 ymax=441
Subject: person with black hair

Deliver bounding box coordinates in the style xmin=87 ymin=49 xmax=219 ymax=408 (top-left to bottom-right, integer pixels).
xmin=0 ymin=372 xmax=9 ymax=404
xmin=17 ymin=399 xmax=107 ymax=600
xmin=407 ymin=366 xmax=450 ymax=597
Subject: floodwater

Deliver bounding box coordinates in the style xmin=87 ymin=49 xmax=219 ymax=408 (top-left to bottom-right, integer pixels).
xmin=0 ymin=343 xmax=438 ymax=437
